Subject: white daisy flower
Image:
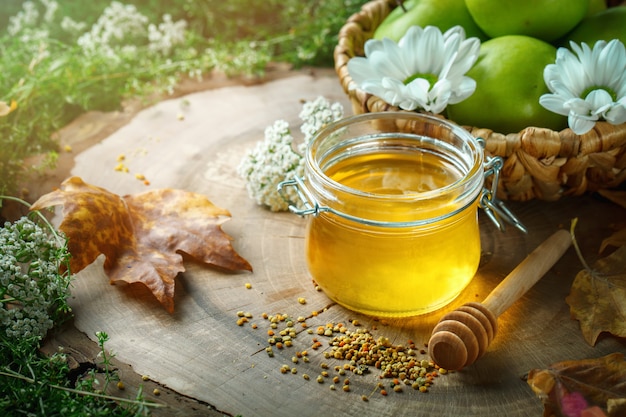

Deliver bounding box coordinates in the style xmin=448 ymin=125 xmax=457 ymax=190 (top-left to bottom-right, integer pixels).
xmin=539 ymin=39 xmax=626 ymax=135
xmin=347 ymin=25 xmax=480 ymax=114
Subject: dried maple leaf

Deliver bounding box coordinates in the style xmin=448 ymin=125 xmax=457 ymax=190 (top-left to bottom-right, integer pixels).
xmin=31 ymin=177 xmax=252 ymax=313
xmin=527 ymin=353 xmax=626 ymax=417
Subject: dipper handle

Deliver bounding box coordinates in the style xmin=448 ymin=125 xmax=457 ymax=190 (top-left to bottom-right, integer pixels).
xmin=428 ymin=229 xmax=572 ymax=370
xmin=483 ymin=228 xmax=572 ymax=317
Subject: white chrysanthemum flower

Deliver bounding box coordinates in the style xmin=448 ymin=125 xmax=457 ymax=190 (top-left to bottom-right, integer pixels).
xmin=539 ymin=39 xmax=626 ymax=135
xmin=347 ymin=25 xmax=480 ymax=114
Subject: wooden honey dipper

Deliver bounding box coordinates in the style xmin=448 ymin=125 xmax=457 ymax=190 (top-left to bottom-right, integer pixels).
xmin=428 ymin=229 xmax=572 ymax=371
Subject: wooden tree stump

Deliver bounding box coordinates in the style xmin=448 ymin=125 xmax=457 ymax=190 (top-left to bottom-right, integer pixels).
xmin=52 ymin=70 xmax=626 ymax=416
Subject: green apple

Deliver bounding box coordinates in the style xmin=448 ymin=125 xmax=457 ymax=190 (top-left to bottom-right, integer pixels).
xmin=586 ymin=0 xmax=607 ymax=17
xmin=373 ymin=0 xmax=488 ymax=42
xmin=465 ymin=0 xmax=589 ymax=42
xmin=564 ymin=6 xmax=626 ymax=45
xmin=446 ymin=35 xmax=567 ymax=134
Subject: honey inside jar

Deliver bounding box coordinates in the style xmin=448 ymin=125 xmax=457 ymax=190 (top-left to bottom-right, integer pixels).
xmin=296 ymin=113 xmax=485 ymax=317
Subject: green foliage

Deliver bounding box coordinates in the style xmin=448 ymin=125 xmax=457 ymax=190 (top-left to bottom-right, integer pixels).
xmin=271 ymin=0 xmax=365 ymax=66
xmin=0 ymin=332 xmax=154 ymax=416
xmin=0 ymin=0 xmax=364 ymax=197
xmin=0 ymin=201 xmax=155 ymax=416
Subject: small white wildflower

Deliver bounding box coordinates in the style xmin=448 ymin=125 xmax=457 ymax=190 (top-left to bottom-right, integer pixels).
xmin=60 ymin=16 xmax=87 ymax=35
xmin=7 ymin=1 xmax=39 ymax=36
xmin=77 ymin=1 xmax=149 ymax=60
xmin=40 ymin=0 xmax=58 ymax=24
xmin=298 ymin=96 xmax=344 ymax=148
xmin=147 ymin=14 xmax=187 ymax=56
xmin=347 ymin=25 xmax=480 ymax=114
xmin=188 ymin=68 xmax=203 ymax=81
xmin=539 ymin=39 xmax=626 ymax=135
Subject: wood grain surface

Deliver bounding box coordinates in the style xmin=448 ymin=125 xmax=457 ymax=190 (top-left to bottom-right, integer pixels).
xmin=51 ymin=70 xmax=626 ymax=416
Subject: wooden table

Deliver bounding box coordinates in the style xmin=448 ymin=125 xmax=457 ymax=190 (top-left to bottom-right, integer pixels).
xmin=54 ymin=70 xmax=626 ymax=416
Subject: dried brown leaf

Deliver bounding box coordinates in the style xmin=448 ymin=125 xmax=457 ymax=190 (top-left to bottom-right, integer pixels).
xmin=566 ymin=246 xmax=626 ymax=346
xmin=31 ymin=177 xmax=252 ymax=313
xmin=528 ymin=353 xmax=626 ymax=417
xmin=600 ymin=228 xmax=626 ymax=254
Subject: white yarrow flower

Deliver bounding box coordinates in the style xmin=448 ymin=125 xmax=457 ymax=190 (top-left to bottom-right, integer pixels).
xmin=347 ymin=25 xmax=480 ymax=114
xmin=238 ymin=97 xmax=344 ymax=211
xmin=298 ymin=96 xmax=344 ymax=151
xmin=1 ymin=216 xmax=71 ymax=342
xmin=539 ymin=39 xmax=626 ymax=135
xmin=237 ymin=120 xmax=303 ymax=211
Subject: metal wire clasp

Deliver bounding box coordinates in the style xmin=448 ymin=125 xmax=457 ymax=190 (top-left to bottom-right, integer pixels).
xmin=478 ymin=138 xmax=527 ymax=233
xmin=277 ymin=176 xmax=324 ymax=217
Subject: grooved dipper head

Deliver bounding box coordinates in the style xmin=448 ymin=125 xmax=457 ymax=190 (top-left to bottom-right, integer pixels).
xmin=428 ymin=302 xmax=498 ymax=370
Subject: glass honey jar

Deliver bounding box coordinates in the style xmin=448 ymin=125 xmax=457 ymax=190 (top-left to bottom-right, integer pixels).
xmin=279 ymin=112 xmax=522 ymax=317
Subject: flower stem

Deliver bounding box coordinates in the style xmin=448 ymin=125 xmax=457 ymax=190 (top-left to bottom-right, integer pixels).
xmin=0 ymin=369 xmax=166 ymax=408
xmin=570 ymin=218 xmax=592 ymax=271
xmin=0 ymin=195 xmax=63 ymax=244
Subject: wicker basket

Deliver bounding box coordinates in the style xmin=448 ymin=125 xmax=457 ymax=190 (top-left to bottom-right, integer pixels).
xmin=334 ymin=0 xmax=626 ymax=201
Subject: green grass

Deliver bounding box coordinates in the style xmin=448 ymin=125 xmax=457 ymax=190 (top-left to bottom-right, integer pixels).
xmin=0 ymin=0 xmax=365 ymax=198
xmin=1 ymin=328 xmax=159 ymax=416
